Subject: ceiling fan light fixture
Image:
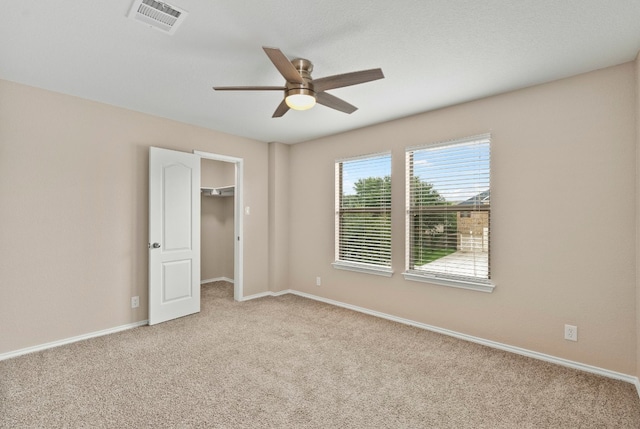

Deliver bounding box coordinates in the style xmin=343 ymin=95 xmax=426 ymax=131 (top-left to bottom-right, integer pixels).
xmin=285 ymin=88 xmax=316 ymax=111
xmin=213 ymin=47 xmax=384 ymax=117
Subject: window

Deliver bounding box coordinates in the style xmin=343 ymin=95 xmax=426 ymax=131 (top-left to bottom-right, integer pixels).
xmin=333 ymin=153 xmax=392 ymax=276
xmin=404 ymin=135 xmax=493 ymax=292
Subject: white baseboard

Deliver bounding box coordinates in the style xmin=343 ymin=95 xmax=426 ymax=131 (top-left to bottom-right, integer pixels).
xmin=241 ymin=289 xmax=289 ymax=301
xmin=201 ymin=277 xmax=234 ymax=285
xmin=3 ymin=288 xmax=639 ymax=400
xmin=241 ymin=291 xmax=273 ymax=301
xmin=0 ymin=320 xmax=148 ymax=362
xmin=280 ymin=289 xmax=640 ymax=390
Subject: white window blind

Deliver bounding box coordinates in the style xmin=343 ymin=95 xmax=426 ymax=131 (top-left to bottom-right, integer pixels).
xmin=405 ymin=135 xmax=491 ymax=285
xmin=334 ymin=153 xmax=392 ymax=274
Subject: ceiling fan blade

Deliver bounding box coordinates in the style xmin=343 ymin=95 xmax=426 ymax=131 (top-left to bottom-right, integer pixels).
xmin=272 ymin=99 xmax=290 ymax=118
xmin=316 ymin=92 xmax=358 ymax=114
xmin=312 ymin=68 xmax=384 ymax=93
xmin=213 ymin=86 xmax=284 ymax=91
xmin=262 ymin=47 xmax=304 ymax=84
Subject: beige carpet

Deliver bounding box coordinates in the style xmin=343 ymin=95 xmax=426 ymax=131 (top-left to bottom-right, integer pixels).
xmin=1 ymin=281 xmax=639 ymax=428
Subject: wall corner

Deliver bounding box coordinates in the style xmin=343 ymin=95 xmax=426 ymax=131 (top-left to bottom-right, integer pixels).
xmin=635 ymin=51 xmax=640 ymax=380
xmin=268 ymin=142 xmax=291 ymax=292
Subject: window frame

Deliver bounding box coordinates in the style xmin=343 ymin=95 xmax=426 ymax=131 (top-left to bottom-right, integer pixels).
xmin=403 ymin=134 xmax=495 ymax=293
xmin=332 ymin=152 xmax=394 ymax=277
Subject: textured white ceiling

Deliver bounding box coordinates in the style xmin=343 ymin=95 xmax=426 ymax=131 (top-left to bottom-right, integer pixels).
xmin=1 ymin=0 xmax=639 ymax=144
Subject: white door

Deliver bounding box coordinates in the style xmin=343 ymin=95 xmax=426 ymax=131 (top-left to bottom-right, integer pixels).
xmin=149 ymin=147 xmax=200 ymax=325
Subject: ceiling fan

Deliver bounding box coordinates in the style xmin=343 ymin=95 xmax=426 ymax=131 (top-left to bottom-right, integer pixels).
xmin=213 ymin=47 xmax=384 ymax=118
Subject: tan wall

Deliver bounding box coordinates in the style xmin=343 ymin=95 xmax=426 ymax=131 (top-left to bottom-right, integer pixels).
xmin=636 ymin=53 xmax=640 ymax=378
xmin=1 ymin=63 xmax=638 ymax=375
xmin=0 ymin=79 xmax=269 ymax=354
xmin=289 ymin=62 xmax=637 ymax=374
xmin=201 ymin=159 xmax=235 ymax=282
xmin=201 ymin=158 xmax=235 ymax=189
xmin=268 ymin=142 xmax=290 ymax=292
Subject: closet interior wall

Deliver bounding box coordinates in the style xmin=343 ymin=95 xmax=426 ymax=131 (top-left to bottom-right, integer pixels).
xmin=201 ymin=159 xmax=235 ymax=283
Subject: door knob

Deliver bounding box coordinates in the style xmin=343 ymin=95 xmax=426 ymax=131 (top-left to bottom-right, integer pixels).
xmin=152 ymin=242 xmax=161 ymax=248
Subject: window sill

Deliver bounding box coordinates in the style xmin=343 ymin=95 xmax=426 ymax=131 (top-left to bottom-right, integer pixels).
xmin=332 ymin=261 xmax=394 ymax=277
xmin=402 ymin=271 xmax=495 ymax=293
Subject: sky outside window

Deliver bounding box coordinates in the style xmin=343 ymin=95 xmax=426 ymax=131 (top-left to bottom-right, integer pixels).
xmin=341 ymin=155 xmax=391 ymax=196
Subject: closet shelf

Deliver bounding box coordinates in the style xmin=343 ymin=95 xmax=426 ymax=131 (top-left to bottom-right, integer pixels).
xmin=201 ymin=185 xmax=234 ymax=197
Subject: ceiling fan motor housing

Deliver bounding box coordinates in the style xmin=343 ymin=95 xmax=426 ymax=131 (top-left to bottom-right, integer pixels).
xmin=286 ymin=58 xmax=315 ymax=98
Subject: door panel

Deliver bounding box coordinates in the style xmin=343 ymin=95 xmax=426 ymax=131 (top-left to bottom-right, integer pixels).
xmin=163 ymin=163 xmax=193 ymax=251
xmin=162 ymin=260 xmax=192 ymax=302
xmin=149 ymin=147 xmax=200 ymax=325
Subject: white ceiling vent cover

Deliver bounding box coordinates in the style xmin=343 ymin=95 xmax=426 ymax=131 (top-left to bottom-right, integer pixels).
xmin=128 ymin=0 xmax=188 ymax=35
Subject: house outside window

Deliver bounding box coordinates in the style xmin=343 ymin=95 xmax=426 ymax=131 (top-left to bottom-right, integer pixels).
xmin=332 ymin=152 xmax=393 ymax=277
xmin=403 ymin=135 xmax=493 ymax=292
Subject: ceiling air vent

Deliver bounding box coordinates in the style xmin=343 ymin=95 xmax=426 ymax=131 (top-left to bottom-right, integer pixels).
xmin=128 ymin=0 xmax=188 ymax=35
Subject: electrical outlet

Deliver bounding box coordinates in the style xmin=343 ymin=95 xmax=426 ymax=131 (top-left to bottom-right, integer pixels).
xmin=131 ymin=296 xmax=140 ymax=309
xmin=316 ymin=276 xmax=321 ymax=286
xmin=564 ymin=324 xmax=577 ymax=341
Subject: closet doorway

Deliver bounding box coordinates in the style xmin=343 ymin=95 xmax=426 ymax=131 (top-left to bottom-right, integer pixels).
xmin=195 ymin=150 xmax=243 ymax=301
